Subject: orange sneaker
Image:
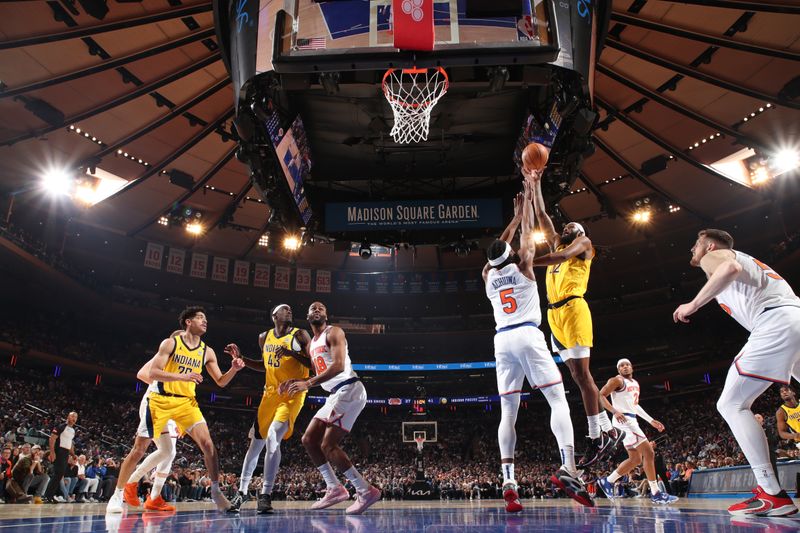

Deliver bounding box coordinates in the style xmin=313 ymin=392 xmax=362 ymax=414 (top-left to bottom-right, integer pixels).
xmin=123 ymin=482 xmax=141 ymax=507
xmin=144 ymin=494 xmax=176 ymax=512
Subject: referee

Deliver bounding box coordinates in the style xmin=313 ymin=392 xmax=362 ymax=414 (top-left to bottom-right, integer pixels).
xmin=45 ymin=411 xmax=78 ymax=503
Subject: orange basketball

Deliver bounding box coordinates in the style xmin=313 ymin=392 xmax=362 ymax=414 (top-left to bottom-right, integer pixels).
xmin=522 ymin=142 xmax=549 ymax=171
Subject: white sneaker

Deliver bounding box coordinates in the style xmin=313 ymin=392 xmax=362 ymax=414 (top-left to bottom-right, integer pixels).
xmin=211 ymin=490 xmax=231 ymax=512
xmin=106 ymin=493 xmax=124 ymax=514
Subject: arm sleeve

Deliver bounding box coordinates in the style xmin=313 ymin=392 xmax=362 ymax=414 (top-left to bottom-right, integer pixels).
xmin=635 ymin=404 xmax=654 ymax=424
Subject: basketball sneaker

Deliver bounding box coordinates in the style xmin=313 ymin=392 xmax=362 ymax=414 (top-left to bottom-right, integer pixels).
xmin=596 ymin=476 xmax=616 ymax=500
xmin=606 ymin=428 xmax=626 ymax=450
xmin=312 ymin=485 xmax=350 ymax=510
xmin=502 ymin=482 xmax=523 ymax=513
xmin=728 ymin=487 xmax=798 ymax=517
xmin=228 ymin=492 xmax=243 ymax=512
xmin=345 ymin=486 xmax=381 ymax=515
xmin=650 ymin=491 xmax=679 ymax=505
xmin=144 ymin=494 xmax=176 ymax=512
xmin=211 ymin=490 xmax=234 ymax=513
xmin=578 ymin=431 xmax=621 ymax=468
xmin=550 ymin=468 xmax=594 ymax=507
xmin=106 ymin=492 xmax=124 ymax=514
xmin=257 ymin=493 xmax=274 ymax=514
xmin=123 ymin=482 xmax=140 ymax=507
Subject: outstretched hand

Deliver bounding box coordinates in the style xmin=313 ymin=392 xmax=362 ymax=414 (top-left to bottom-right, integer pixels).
xmin=672 ymin=302 xmax=698 ymax=323
xmin=652 ymin=420 xmax=665 ymax=433
xmin=231 ymin=358 xmax=245 ymax=372
xmin=522 ymin=166 xmax=543 ymax=183
xmin=223 ymin=343 xmax=241 ymax=359
xmin=513 ymin=192 xmax=524 ymax=217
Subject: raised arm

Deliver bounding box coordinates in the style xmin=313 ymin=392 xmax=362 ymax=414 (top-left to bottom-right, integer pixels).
xmin=223 ymin=332 xmax=268 ymax=372
xmin=518 ymin=180 xmax=536 ymax=265
xmin=599 ymin=376 xmax=626 ymax=424
xmin=673 ymin=250 xmax=741 ymax=323
xmin=530 ymin=235 xmax=593 ymax=267
xmin=204 ymin=346 xmax=244 ymax=388
xmin=499 ymin=192 xmax=524 ymax=244
xmin=524 ymin=167 xmax=558 ymax=251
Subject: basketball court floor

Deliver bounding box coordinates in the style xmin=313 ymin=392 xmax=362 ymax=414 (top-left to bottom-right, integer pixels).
xmin=1 ymin=499 xmax=798 ymax=532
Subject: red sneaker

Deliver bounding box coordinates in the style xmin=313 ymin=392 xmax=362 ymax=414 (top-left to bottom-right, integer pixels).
xmin=503 ymin=483 xmax=523 ymax=513
xmin=728 ymin=486 xmax=798 ymax=517
xmin=550 ymin=468 xmax=594 ymax=508
xmin=123 ymin=482 xmax=140 ymax=507
xmin=144 ymin=494 xmax=176 ymax=512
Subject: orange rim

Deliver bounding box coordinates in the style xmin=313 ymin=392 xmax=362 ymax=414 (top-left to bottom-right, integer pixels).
xmin=382 ymin=66 xmax=449 ymax=109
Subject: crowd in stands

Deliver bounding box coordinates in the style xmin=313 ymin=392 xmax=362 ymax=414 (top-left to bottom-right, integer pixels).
xmin=2 ymin=364 xmax=798 ymax=505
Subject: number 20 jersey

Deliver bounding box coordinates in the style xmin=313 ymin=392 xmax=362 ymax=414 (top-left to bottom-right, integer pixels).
xmin=485 ymin=263 xmax=542 ymax=330
xmin=158 ymin=335 xmax=205 ymax=398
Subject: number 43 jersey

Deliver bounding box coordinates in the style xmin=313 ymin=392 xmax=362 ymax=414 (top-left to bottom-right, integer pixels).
xmin=262 ymin=327 xmax=309 ymax=393
xmin=486 ymin=263 xmax=542 ymax=330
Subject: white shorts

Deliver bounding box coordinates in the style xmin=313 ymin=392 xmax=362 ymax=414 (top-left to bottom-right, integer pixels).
xmin=314 ymin=380 xmax=367 ymax=433
xmin=612 ymin=416 xmax=648 ymax=449
xmin=732 ymin=306 xmax=800 ymax=384
xmin=136 ymin=393 xmax=178 ymax=439
xmin=495 ymin=325 xmax=563 ymax=395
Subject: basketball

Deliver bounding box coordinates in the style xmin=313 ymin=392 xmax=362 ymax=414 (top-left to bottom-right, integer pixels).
xmin=522 ymin=142 xmax=549 ymax=171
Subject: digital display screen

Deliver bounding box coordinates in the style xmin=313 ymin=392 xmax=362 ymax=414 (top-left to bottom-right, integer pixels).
xmin=273 ymin=115 xmax=313 ymax=225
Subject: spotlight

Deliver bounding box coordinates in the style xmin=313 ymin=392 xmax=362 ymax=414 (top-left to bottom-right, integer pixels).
xmin=632 ymin=209 xmax=651 ymax=223
xmin=773 ymin=149 xmax=799 ymax=174
xmin=41 ymin=168 xmax=73 ymax=196
xmin=283 ymin=235 xmax=301 ymax=251
xmin=186 ymin=222 xmax=204 ymax=235
xmin=258 ymin=233 xmax=270 ymax=247
xmin=533 ymin=231 xmax=547 ymax=244
xmin=359 ymin=239 xmax=372 ymax=260
xmin=158 ymin=216 xmax=169 ymax=226
xmin=74 ymin=184 xmax=97 ymax=205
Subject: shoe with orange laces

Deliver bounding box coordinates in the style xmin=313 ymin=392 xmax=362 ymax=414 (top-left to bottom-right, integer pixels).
xmin=144 ymin=494 xmax=176 ymax=512
xmin=502 ymin=482 xmax=523 ymax=513
xmin=123 ymin=482 xmax=140 ymax=507
xmin=728 ymin=486 xmax=798 ymax=517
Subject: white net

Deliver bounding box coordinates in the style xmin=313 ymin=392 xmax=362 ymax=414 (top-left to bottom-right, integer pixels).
xmin=382 ymin=67 xmax=449 ymax=144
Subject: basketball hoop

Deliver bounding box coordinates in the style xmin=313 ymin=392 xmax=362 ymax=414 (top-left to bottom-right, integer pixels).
xmin=382 ymin=67 xmax=449 ymax=144
xmin=414 ymin=435 xmax=425 ymax=453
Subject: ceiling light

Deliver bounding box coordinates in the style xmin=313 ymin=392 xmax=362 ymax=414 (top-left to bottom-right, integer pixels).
xmin=186 ymin=222 xmax=203 ymax=235
xmin=632 ymin=209 xmax=651 ymax=223
xmin=258 ymin=233 xmax=270 ymax=247
xmin=283 ymin=235 xmax=301 ymax=251
xmin=773 ymin=149 xmax=799 ymax=174
xmin=533 ymin=231 xmax=547 ymax=244
xmin=158 ymin=216 xmax=169 ymax=226
xmin=41 ymin=168 xmax=73 ymax=196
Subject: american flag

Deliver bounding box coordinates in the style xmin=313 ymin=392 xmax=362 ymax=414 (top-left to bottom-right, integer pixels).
xmin=296 ymin=37 xmax=326 ymax=50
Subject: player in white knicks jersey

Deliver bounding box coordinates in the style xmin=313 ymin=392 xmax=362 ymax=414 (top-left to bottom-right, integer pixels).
xmin=483 ymin=182 xmax=591 ymax=512
xmin=674 ymin=229 xmax=800 ymax=517
xmin=281 ymin=301 xmax=381 ymax=515
xmin=596 ymin=359 xmax=677 ymax=505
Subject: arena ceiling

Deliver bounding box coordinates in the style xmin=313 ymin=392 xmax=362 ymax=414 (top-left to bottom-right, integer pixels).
xmin=0 ymin=0 xmax=799 ymax=265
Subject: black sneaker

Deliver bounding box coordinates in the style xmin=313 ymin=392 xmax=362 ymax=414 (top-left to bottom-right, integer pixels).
xmin=550 ymin=467 xmax=593 ymax=507
xmin=577 ymin=433 xmax=614 ymax=468
xmin=257 ymin=493 xmax=273 ymax=514
xmin=606 ymin=428 xmax=626 ymax=450
xmin=228 ymin=492 xmax=243 ymax=512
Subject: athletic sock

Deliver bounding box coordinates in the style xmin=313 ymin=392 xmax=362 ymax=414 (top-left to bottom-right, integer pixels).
xmin=587 ymin=414 xmax=601 ymax=439
xmin=317 ymin=463 xmax=340 ymax=489
xmin=344 ymin=466 xmax=370 ymax=494
xmin=752 ymin=463 xmax=782 ymax=495
xmin=502 ymin=463 xmax=515 ymax=485
xmin=598 ymin=411 xmax=613 ymax=433
xmin=560 ymin=445 xmax=577 ymax=477
xmin=113 ymin=487 xmax=123 ymax=499
xmin=607 ymin=470 xmax=622 ymax=483
xmin=648 ymin=480 xmax=660 ymax=495
xmin=151 ymin=476 xmax=166 ymax=499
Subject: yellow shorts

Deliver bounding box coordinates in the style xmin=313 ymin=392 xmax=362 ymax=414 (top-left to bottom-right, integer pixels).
xmin=146 ymin=393 xmax=205 ymax=438
xmin=547 ymin=296 xmax=593 ymax=352
xmin=251 ymin=389 xmax=306 ymax=440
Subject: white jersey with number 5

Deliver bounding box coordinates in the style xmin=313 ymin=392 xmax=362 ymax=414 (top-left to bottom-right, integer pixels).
xmin=715 ymin=251 xmax=800 ymax=332
xmin=309 ymin=326 xmax=358 ymax=392
xmin=486 ymin=263 xmax=542 ymax=330
xmin=611 ymin=376 xmax=640 ymax=415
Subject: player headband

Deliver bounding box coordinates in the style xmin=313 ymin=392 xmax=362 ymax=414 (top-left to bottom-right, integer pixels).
xmin=572 ymin=223 xmax=586 ymax=236
xmin=271 ymin=303 xmax=290 ymax=316
xmin=617 ymin=358 xmax=631 ymax=369
xmin=488 ymin=242 xmax=512 ymax=267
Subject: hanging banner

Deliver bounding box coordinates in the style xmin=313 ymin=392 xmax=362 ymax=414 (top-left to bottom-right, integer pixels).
xmin=212 ymin=257 xmax=229 ymax=282
xmin=325 ymin=199 xmax=503 ymax=231
xmin=166 ymin=248 xmax=185 ymax=274
xmin=391 ymin=273 xmax=407 ymax=294
xmin=353 ymin=273 xmax=370 ymax=293
xmin=409 ymin=273 xmax=425 ymax=294
xmin=296 ymin=268 xmax=311 ymax=292
xmin=275 ymin=266 xmax=291 ymax=290
xmin=316 ymin=269 xmax=331 ymax=293
xmin=374 ymin=273 xmax=390 ymax=294
xmin=464 ymin=271 xmax=481 ymax=292
xmin=335 ymin=271 xmax=351 ymax=292
xmin=445 ymin=271 xmax=460 ymax=293
xmin=254 ymin=263 xmax=271 ymax=288
xmin=143 ymin=243 xmax=164 ymax=270
xmin=427 ymin=272 xmax=442 ymax=293
xmin=233 ymin=260 xmax=250 ymax=285
xmin=190 ymin=253 xmax=208 ymax=279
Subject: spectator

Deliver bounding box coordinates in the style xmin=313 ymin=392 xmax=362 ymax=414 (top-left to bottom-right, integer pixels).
xmin=12 ymin=444 xmax=48 ymax=503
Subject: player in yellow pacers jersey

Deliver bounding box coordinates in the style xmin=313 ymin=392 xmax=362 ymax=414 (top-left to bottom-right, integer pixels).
xmin=777 ymin=384 xmax=800 ymax=446
xmin=526 ymin=168 xmax=622 ymax=467
xmin=107 ymin=306 xmax=244 ymax=514
xmin=224 ymin=303 xmax=311 ymax=514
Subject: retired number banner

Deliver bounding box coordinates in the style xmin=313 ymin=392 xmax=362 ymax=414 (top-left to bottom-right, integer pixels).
xmin=254 ymin=264 xmax=270 ymax=288
xmin=143 ymin=243 xmax=163 ymax=269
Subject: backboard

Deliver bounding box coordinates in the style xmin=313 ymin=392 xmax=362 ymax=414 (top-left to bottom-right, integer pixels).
xmin=256 ymin=0 xmax=558 ymax=73
xmin=402 ymin=421 xmax=438 ymax=443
